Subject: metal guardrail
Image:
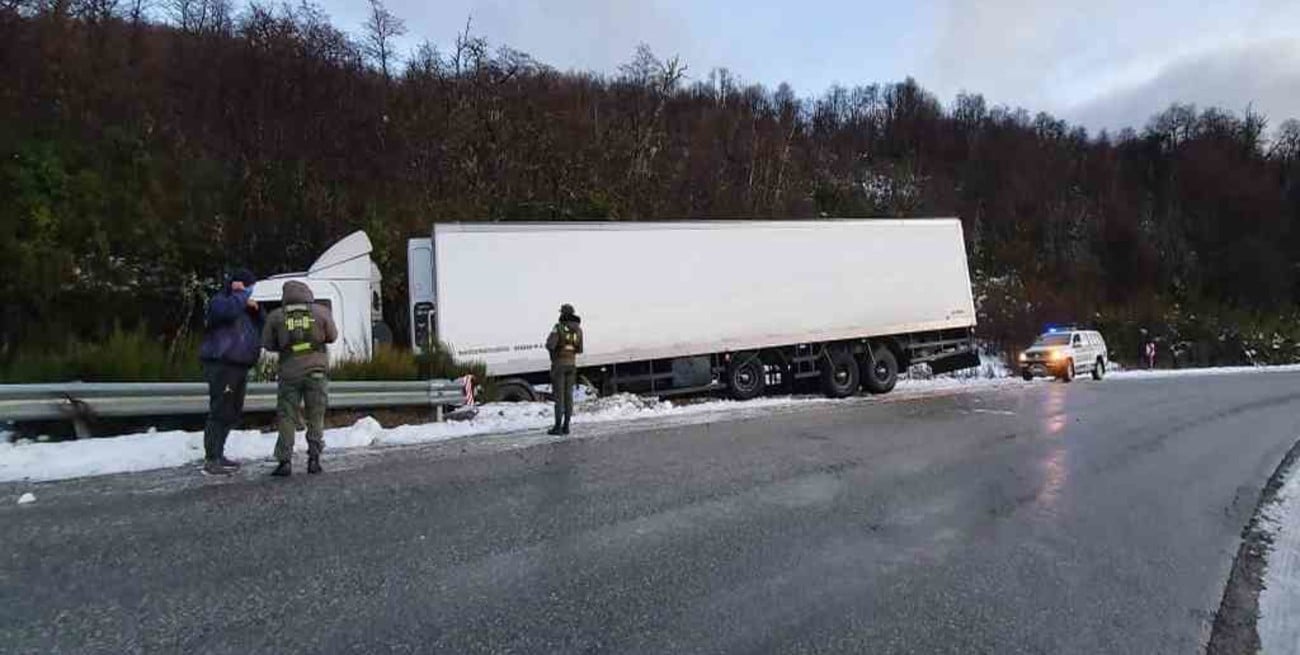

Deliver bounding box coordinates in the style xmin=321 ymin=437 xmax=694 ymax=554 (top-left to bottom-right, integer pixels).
xmin=0 ymin=380 xmax=469 ymax=426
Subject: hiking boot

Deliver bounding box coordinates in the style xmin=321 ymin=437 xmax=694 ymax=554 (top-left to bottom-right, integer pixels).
xmin=270 ymin=461 xmax=292 ymax=477
xmin=547 ymin=425 xmax=563 ymax=436
xmin=561 ymin=419 xmax=570 ymax=435
xmin=218 ymin=457 xmax=241 ymax=469
xmin=202 ymin=460 xmax=233 ymax=476
xmin=307 ymin=458 xmax=322 ymax=475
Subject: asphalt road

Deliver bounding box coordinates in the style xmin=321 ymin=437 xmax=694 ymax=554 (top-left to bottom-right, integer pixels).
xmin=4 ymin=372 xmax=1300 ymax=654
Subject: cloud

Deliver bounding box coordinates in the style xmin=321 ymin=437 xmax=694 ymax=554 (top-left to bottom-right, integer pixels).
xmin=374 ymin=0 xmax=702 ymax=77
xmin=1062 ymin=39 xmax=1300 ymax=134
xmin=923 ymin=0 xmax=1300 ymax=131
xmin=926 ymin=0 xmax=1139 ymax=108
xmin=324 ymin=0 xmax=1300 ymax=132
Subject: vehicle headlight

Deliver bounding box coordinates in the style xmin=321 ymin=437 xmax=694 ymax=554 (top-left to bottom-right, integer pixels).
xmin=1050 ymin=349 xmax=1064 ymax=361
xmin=1018 ymin=352 xmax=1027 ymax=362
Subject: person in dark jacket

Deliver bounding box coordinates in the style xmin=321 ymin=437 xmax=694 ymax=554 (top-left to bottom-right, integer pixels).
xmin=545 ymin=304 xmax=584 ymax=436
xmin=262 ymin=280 xmax=338 ymax=476
xmin=199 ymin=268 xmax=264 ymax=475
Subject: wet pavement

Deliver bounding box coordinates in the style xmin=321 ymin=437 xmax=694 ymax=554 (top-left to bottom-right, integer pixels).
xmin=3 ymin=372 xmax=1299 ymax=653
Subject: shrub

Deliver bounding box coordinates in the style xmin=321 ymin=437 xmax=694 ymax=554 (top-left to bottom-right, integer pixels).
xmin=329 ymin=343 xmax=489 ymax=386
xmin=0 ymin=326 xmax=202 ymax=382
xmin=330 ymin=344 xmax=421 ymax=380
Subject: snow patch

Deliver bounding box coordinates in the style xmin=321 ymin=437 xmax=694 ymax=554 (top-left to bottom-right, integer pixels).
xmin=907 ymin=353 xmax=1012 ymax=381
xmin=0 ymin=361 xmax=1031 ymax=485
xmin=1110 ymin=364 xmax=1300 ymax=380
xmin=0 ymin=392 xmax=838 ymax=483
xmin=17 ymin=492 xmax=35 ymax=505
xmin=1259 ymin=457 xmax=1300 ymax=654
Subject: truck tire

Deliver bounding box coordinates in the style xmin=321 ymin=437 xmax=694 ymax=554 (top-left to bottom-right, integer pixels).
xmin=728 ymin=354 xmax=766 ymax=401
xmin=821 ymin=349 xmax=860 ymax=398
xmin=1092 ymin=358 xmax=1105 ymax=380
xmin=1059 ymin=360 xmax=1075 ymax=383
xmin=496 ymin=380 xmax=536 ymax=402
xmin=862 ymin=347 xmax=898 ymax=395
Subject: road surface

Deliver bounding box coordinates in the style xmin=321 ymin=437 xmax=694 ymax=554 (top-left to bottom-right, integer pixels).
xmin=3 ymin=372 xmax=1299 ymax=653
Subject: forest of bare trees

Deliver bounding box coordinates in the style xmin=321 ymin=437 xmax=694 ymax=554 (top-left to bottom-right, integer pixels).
xmin=3 ymin=1 xmax=1299 ymax=367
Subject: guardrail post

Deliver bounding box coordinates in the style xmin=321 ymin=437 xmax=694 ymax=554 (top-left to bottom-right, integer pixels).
xmin=426 ymin=379 xmax=444 ymax=423
xmin=64 ymin=397 xmax=94 ymax=439
xmin=71 ymin=415 xmax=93 ymax=439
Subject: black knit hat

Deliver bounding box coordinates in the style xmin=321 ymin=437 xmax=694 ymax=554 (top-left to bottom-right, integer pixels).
xmin=230 ymin=268 xmax=256 ymax=285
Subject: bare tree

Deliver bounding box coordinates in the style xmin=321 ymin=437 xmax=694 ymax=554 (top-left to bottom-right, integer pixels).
xmin=72 ymin=0 xmax=119 ymax=22
xmin=167 ymin=0 xmax=229 ymax=34
xmin=363 ymin=0 xmax=405 ymax=80
xmin=1270 ymin=118 xmax=1300 ymax=162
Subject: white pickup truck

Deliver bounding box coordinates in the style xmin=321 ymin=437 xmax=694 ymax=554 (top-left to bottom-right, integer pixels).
xmin=1018 ymin=328 xmax=1110 ymax=382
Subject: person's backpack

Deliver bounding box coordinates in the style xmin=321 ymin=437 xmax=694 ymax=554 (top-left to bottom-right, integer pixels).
xmin=557 ymin=323 xmax=579 ymax=352
xmin=285 ymin=304 xmax=322 ymax=355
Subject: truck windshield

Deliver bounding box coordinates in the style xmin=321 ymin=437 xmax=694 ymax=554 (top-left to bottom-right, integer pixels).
xmin=1033 ymin=334 xmax=1072 ymax=347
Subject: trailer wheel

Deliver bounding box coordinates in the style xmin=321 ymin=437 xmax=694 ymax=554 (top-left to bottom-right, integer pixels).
xmin=862 ymin=347 xmax=898 ymax=395
xmin=727 ymin=354 xmax=767 ymax=401
xmin=496 ymin=380 xmax=536 ymax=403
xmin=821 ymin=349 xmax=860 ymax=398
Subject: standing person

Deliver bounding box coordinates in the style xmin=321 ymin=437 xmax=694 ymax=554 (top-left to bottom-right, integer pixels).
xmin=199 ymin=268 xmax=264 ymax=476
xmin=1145 ymin=341 xmax=1157 ymax=369
xmin=262 ymin=281 xmax=338 ymax=476
xmin=545 ymin=304 xmax=583 ymax=436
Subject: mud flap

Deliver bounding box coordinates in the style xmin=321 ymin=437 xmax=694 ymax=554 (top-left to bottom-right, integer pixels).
xmin=927 ymin=350 xmax=980 ymax=375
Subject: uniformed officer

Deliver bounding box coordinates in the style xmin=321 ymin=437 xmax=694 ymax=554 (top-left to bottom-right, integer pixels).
xmin=262 ymin=280 xmax=338 ymax=476
xmin=545 ymin=304 xmax=584 ymax=435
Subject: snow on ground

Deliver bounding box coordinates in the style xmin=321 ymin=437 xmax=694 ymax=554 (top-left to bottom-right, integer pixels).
xmin=0 ymin=393 xmax=846 ymax=483
xmin=6 ymin=358 xmax=1299 ymax=485
xmin=1110 ymin=364 xmax=1300 ymax=380
xmin=1259 ymin=459 xmax=1300 ymax=654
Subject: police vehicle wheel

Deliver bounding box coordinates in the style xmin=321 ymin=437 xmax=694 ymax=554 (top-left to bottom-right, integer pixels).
xmin=1092 ymin=359 xmax=1105 ymax=380
xmin=728 ymin=354 xmax=766 ymax=401
xmin=821 ymin=349 xmax=860 ymax=398
xmin=1022 ymin=371 xmax=1033 ymax=381
xmin=862 ymin=347 xmax=898 ymax=395
xmin=1060 ymin=360 xmax=1075 ymax=383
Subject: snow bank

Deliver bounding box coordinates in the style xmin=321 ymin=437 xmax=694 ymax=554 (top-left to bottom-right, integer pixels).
xmin=1110 ymin=364 xmax=1300 ymax=380
xmin=8 ymin=359 xmax=1300 ymax=485
xmin=905 ymin=353 xmax=1013 ymax=382
xmin=0 ymin=393 xmax=838 ymax=483
xmin=1259 ymin=459 xmax=1300 ymax=654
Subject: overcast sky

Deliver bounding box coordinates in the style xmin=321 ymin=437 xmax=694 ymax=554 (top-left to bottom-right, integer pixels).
xmin=319 ymin=0 xmax=1300 ymax=135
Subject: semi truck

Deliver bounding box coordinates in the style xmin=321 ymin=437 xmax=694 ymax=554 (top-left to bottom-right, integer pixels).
xmin=406 ymin=219 xmax=979 ymax=401
xmin=249 ymin=230 xmax=389 ymax=363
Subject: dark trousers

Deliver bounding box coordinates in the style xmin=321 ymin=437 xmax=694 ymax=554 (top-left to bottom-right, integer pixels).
xmin=551 ymin=364 xmax=577 ymax=425
xmin=203 ymin=361 xmax=249 ymax=461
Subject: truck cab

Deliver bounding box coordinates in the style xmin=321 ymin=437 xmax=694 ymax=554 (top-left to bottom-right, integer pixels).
xmin=250 ymin=231 xmax=386 ymax=363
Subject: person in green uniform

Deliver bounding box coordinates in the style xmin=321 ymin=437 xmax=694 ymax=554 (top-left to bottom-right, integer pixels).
xmin=545 ymin=304 xmax=584 ymax=436
xmin=262 ymin=280 xmax=338 ymax=476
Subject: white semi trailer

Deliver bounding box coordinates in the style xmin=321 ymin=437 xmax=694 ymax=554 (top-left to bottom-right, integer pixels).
xmin=407 ymin=219 xmax=979 ymax=401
